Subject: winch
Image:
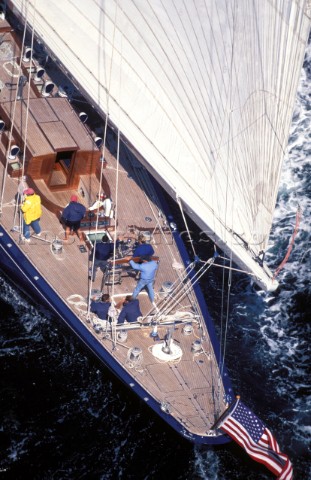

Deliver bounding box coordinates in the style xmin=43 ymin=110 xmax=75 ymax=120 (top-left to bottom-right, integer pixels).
xmin=52 ymin=239 xmax=63 ymax=254
xmin=117 ymin=329 xmax=128 ymax=343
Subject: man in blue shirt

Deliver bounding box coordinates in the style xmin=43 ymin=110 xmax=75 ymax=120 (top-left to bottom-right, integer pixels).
xmin=129 ymin=255 xmax=158 ymax=303
xmin=117 ymin=295 xmax=142 ymax=324
xmin=132 ymin=234 xmax=154 ymax=258
xmin=89 ymin=234 xmax=122 ymax=281
xmin=90 ymin=293 xmax=111 ymax=320
xmin=62 ymin=194 xmax=86 ymax=242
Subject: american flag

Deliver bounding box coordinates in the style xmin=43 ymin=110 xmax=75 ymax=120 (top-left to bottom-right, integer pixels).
xmin=219 ymin=400 xmax=293 ymax=479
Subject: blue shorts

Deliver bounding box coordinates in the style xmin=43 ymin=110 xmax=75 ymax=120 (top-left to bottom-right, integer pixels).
xmin=64 ymin=219 xmax=81 ymax=231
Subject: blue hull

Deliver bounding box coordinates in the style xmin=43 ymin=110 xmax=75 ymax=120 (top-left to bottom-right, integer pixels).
xmin=0 ymin=224 xmax=233 ymax=445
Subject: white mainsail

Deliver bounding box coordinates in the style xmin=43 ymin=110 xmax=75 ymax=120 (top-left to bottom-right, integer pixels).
xmin=9 ymin=0 xmax=311 ymax=289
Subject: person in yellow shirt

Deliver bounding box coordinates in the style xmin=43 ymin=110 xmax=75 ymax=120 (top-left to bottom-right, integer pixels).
xmin=20 ymin=188 xmax=42 ymax=241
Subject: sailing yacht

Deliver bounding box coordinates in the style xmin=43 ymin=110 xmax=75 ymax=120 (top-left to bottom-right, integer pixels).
xmin=0 ymin=0 xmax=310 ymax=451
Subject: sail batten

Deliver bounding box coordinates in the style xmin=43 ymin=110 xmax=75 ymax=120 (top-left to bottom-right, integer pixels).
xmin=9 ymin=0 xmax=311 ymax=289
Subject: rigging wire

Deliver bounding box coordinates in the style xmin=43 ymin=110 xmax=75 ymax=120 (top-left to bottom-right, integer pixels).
xmin=150 ymin=258 xmax=215 ymax=322
xmin=0 ymin=1 xmax=30 ymax=215
xmin=17 ymin=1 xmax=37 ymax=239
xmin=218 ymin=0 xmax=238 ymax=392
xmin=218 ymin=252 xmax=226 ymax=376
xmin=175 ymin=194 xmax=197 ymax=259
xmin=110 ymin=125 xmax=121 ymax=350
xmin=111 ymin=129 xmax=120 ymax=299
xmin=86 ymin=0 xmax=120 ymax=333
xmin=144 ymin=261 xmax=197 ymax=318
xmin=220 ymin=256 xmax=232 ymax=380
xmin=110 ymin=0 xmax=122 ymax=350
xmin=171 ymin=192 xmax=215 ymax=317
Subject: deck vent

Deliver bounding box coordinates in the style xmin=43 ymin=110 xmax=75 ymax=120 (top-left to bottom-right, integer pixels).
xmin=42 ymin=80 xmax=55 ymax=97
xmin=79 ymin=112 xmax=88 ymax=123
xmin=8 ymin=145 xmax=20 ymax=160
xmin=34 ymin=67 xmax=45 ymax=82
xmin=22 ymin=47 xmax=32 ymax=62
xmin=94 ymin=136 xmax=103 ymax=148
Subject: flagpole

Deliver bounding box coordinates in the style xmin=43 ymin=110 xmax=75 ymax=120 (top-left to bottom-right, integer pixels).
xmin=210 ymin=396 xmax=241 ymax=431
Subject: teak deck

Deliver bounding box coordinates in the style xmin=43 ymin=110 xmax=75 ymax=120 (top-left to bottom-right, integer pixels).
xmin=0 ymin=16 xmax=227 ymax=441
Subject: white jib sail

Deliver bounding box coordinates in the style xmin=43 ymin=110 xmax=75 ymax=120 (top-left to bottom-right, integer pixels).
xmin=9 ymin=0 xmax=311 ymax=290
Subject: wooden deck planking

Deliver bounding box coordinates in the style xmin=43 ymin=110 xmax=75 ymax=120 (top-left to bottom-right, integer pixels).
xmin=1 ymin=157 xmax=192 ymax=316
xmin=0 ymin=37 xmax=227 ymax=437
xmin=147 ymin=363 xmax=184 ymax=392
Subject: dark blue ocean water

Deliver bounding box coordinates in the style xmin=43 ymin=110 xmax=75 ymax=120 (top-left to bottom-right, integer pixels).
xmin=0 ymin=42 xmax=310 ymax=480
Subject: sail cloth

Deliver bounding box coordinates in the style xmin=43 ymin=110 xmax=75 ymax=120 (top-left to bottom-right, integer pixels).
xmin=218 ymin=399 xmax=293 ymax=479
xmin=10 ymin=0 xmax=311 ymax=289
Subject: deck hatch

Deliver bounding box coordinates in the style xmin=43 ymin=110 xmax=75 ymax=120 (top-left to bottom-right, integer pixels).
xmin=28 ymin=98 xmax=59 ymax=123
xmin=41 ymin=121 xmax=78 ymax=151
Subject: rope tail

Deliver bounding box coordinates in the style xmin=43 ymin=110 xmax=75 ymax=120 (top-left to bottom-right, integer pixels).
xmin=273 ymin=205 xmax=302 ymax=281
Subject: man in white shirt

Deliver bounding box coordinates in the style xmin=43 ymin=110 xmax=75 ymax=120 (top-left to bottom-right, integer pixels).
xmin=89 ymin=193 xmax=113 ymax=224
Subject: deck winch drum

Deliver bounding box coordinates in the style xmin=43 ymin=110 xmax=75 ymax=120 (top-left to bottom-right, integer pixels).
xmin=94 ymin=322 xmax=109 ymax=333
xmin=142 ymin=230 xmax=152 ymax=243
xmin=117 ymin=329 xmax=128 ymax=343
xmin=130 ymin=347 xmax=142 ymax=360
xmin=162 ymin=281 xmax=173 ymax=292
xmin=159 ymin=281 xmax=174 ymax=298
xmin=183 ymin=323 xmax=193 ymax=336
xmin=191 ymin=339 xmax=202 ymax=353
xmin=52 ymin=239 xmax=63 ymax=254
